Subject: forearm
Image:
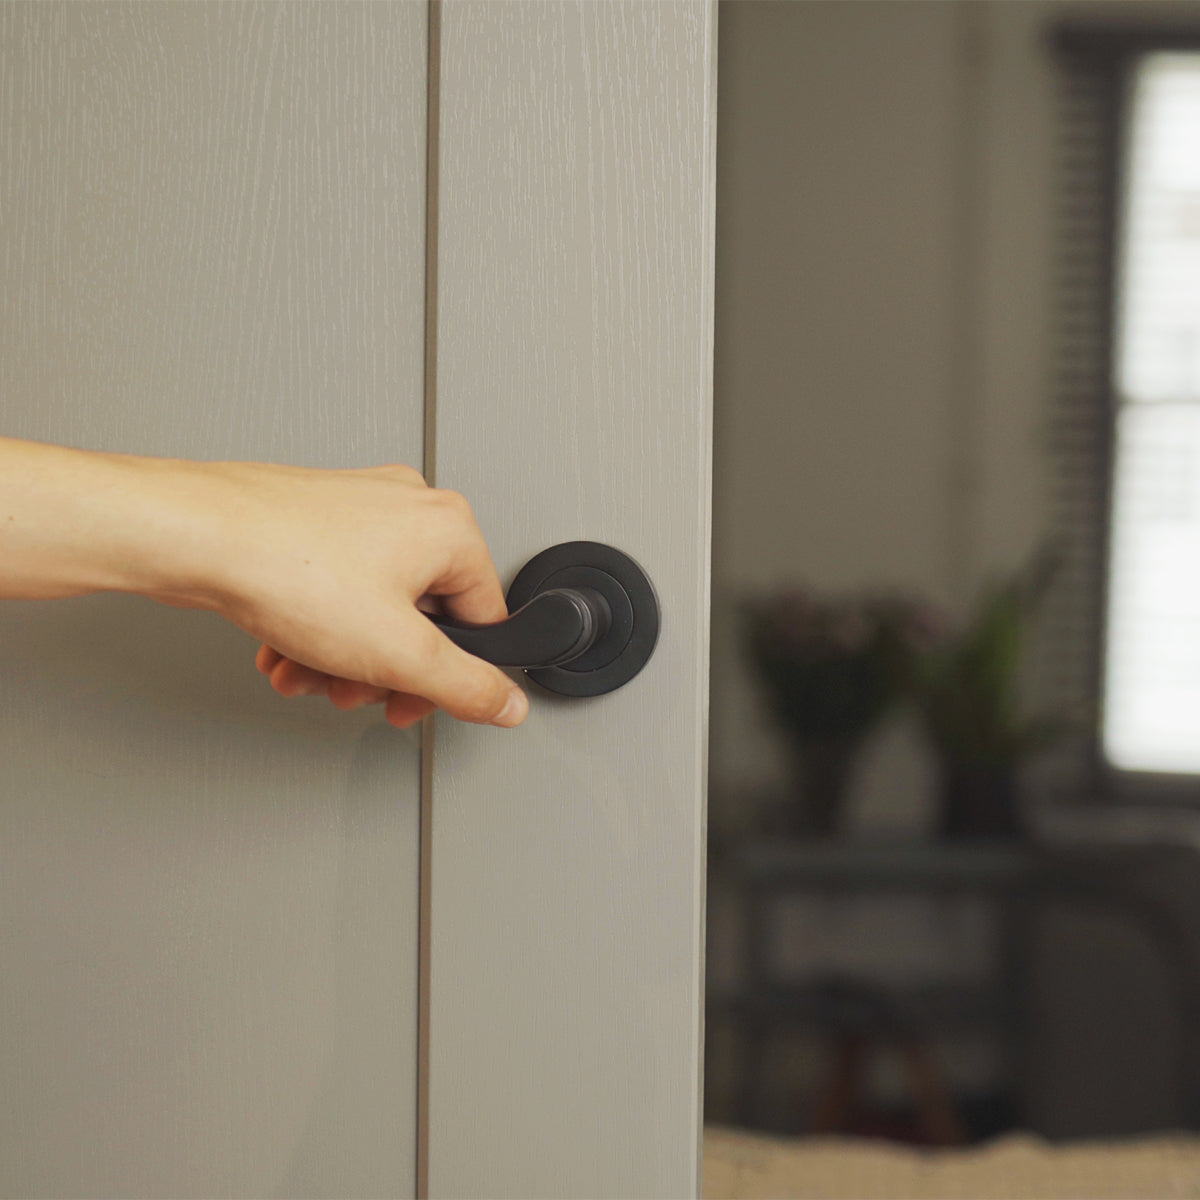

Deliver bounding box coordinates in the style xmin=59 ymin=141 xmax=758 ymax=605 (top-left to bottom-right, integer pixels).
xmin=0 ymin=437 xmax=231 ymax=608
xmin=0 ymin=437 xmax=525 ymax=726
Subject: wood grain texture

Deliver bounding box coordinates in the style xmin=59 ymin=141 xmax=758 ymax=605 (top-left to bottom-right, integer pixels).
xmin=428 ymin=4 xmax=716 ymax=1197
xmin=0 ymin=4 xmax=427 ymax=1195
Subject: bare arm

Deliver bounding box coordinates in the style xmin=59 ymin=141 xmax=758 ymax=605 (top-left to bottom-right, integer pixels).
xmin=0 ymin=436 xmax=527 ymax=729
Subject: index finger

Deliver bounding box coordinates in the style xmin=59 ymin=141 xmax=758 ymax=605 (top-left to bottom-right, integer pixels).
xmin=425 ymin=525 xmax=509 ymax=626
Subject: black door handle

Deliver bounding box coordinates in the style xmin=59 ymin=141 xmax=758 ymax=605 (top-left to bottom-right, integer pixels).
xmin=430 ymin=587 xmax=612 ymax=669
xmin=427 ymin=541 xmax=659 ymax=697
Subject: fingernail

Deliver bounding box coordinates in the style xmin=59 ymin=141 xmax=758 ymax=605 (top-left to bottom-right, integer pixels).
xmin=491 ymin=686 xmax=529 ymax=728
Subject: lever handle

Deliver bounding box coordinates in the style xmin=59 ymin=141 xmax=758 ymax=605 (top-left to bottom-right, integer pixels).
xmin=427 ymin=541 xmax=658 ymax=697
xmin=429 ymin=587 xmax=612 ymax=669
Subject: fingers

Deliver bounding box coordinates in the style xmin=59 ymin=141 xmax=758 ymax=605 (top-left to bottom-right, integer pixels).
xmin=387 ymin=610 xmax=528 ymax=726
xmin=264 ymin=661 xmax=439 ymax=728
xmin=424 ymin=491 xmax=509 ymax=625
xmin=385 ymin=692 xmax=436 ymax=728
xmin=327 ymin=677 xmax=391 ymax=710
xmin=256 ymin=643 xmax=283 ymax=674
xmin=261 ymin=645 xmax=385 ymax=709
xmin=269 ymin=657 xmax=332 ymax=698
xmin=438 ymin=574 xmax=509 ymax=626
xmin=256 ymin=639 xmax=526 ymax=729
xmin=259 ymin=646 xmax=425 ymax=724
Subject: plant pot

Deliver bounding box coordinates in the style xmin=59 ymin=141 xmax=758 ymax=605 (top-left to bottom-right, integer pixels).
xmin=937 ymin=763 xmax=1023 ymax=839
xmin=778 ymin=737 xmax=859 ymax=837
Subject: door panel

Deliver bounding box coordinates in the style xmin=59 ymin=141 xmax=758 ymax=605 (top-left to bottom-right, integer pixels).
xmin=0 ymin=5 xmax=427 ymax=1195
xmin=429 ymin=3 xmax=716 ymax=1196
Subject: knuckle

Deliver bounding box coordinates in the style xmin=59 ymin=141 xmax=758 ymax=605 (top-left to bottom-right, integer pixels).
xmin=372 ymin=462 xmax=427 ymax=486
xmin=431 ymin=487 xmax=475 ymax=522
xmin=393 ymin=463 xmax=428 ymax=486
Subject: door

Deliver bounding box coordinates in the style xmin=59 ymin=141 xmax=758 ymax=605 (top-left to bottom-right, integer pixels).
xmin=427 ymin=4 xmax=715 ymax=1196
xmin=0 ymin=2 xmax=715 ymax=1196
xmin=0 ymin=4 xmax=428 ymax=1196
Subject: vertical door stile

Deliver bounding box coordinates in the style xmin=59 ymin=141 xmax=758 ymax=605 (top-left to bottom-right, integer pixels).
xmin=428 ymin=4 xmax=717 ymax=1197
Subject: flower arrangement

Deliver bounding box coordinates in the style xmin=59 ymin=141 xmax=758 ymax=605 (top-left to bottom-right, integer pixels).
xmin=742 ymin=590 xmax=935 ymax=833
xmin=744 ymin=592 xmax=922 ymax=738
xmin=743 ymin=554 xmax=1067 ymax=839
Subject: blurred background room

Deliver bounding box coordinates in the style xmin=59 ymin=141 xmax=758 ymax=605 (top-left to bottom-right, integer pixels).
xmin=704 ymin=0 xmax=1200 ymax=1193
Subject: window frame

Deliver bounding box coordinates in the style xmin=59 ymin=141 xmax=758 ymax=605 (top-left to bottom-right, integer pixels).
xmin=1051 ymin=24 xmax=1200 ymax=804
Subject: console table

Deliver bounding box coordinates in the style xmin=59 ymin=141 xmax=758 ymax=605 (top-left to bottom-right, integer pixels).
xmin=708 ymin=837 xmax=1200 ymax=1138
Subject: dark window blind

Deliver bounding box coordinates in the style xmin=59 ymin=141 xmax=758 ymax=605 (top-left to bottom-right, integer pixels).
xmin=1038 ymin=38 xmax=1123 ymax=803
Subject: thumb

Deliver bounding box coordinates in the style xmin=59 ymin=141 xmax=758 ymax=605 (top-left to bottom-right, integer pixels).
xmin=393 ymin=609 xmax=529 ymax=727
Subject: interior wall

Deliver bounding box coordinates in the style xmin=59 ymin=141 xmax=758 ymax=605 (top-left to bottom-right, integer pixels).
xmin=710 ymin=0 xmax=1196 ymax=832
xmin=709 ymin=0 xmax=1200 ymax=1134
xmin=712 ymin=0 xmax=967 ymax=834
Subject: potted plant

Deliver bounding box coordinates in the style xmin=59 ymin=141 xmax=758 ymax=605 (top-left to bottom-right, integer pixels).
xmin=899 ymin=552 xmax=1067 ymax=838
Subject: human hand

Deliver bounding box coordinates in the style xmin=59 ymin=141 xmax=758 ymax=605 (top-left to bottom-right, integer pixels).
xmin=0 ymin=441 xmax=522 ymax=729
xmin=206 ymin=461 xmax=528 ymax=729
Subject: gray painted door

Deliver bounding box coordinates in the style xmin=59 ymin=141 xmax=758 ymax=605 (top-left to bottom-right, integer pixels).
xmin=428 ymin=3 xmax=715 ymax=1197
xmin=0 ymin=5 xmax=427 ymax=1195
xmin=0 ymin=2 xmax=715 ymax=1196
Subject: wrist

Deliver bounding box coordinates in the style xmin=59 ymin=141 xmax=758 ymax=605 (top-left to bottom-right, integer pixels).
xmin=103 ymin=453 xmax=252 ymax=614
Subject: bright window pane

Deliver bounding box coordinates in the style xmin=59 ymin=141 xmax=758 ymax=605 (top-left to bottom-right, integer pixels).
xmin=1104 ymin=54 xmax=1200 ymax=773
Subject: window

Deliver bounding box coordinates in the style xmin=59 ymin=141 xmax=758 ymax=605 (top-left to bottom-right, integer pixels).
xmin=1104 ymin=54 xmax=1200 ymax=773
xmin=1046 ymin=31 xmax=1200 ymax=796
